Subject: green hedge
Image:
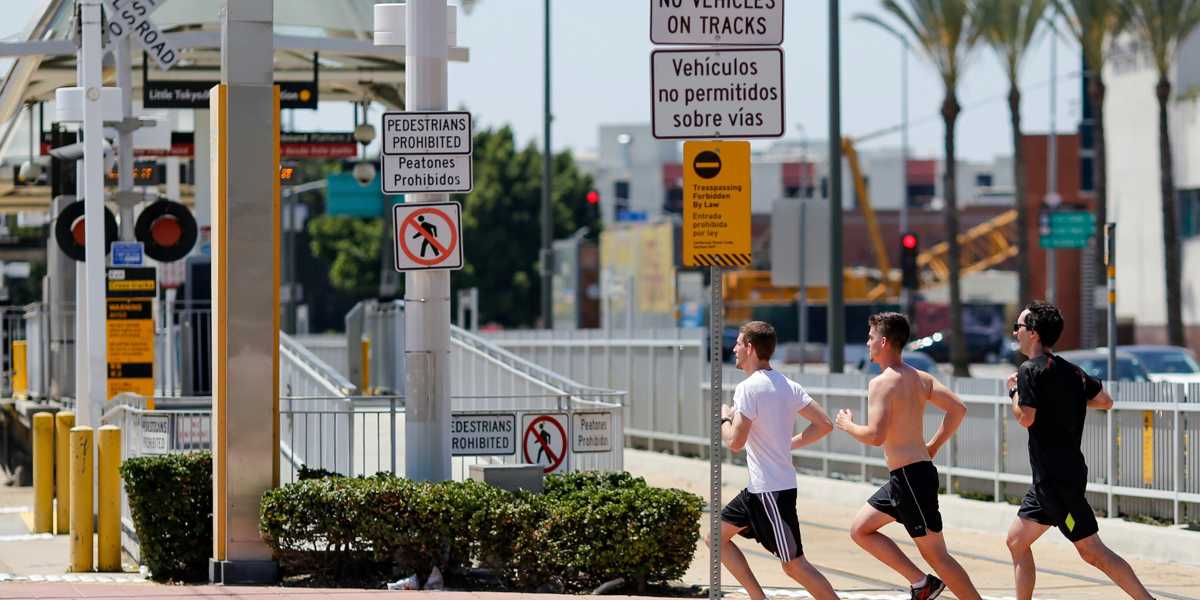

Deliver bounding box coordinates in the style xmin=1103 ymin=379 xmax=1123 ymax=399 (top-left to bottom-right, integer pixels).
xmin=261 ymin=471 xmax=703 ymax=591
xmin=119 ymin=451 xmax=213 ymax=582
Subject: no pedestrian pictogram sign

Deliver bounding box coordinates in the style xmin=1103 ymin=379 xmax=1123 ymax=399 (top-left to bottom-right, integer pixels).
xmin=392 ymin=201 xmax=464 ymax=272
xmin=522 ymin=413 xmax=568 ymax=473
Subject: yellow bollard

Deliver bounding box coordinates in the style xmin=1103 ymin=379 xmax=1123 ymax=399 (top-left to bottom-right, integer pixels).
xmin=97 ymin=426 xmax=121 ymax=572
xmin=55 ymin=411 xmax=74 ymax=535
xmin=32 ymin=413 xmax=53 ymax=533
xmin=69 ymin=427 xmax=93 ymax=573
xmin=11 ymin=341 xmax=27 ymax=399
xmin=361 ymin=337 xmax=370 ymax=394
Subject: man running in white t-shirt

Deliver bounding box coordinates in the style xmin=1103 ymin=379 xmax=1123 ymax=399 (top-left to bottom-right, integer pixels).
xmin=707 ymin=321 xmax=838 ymax=600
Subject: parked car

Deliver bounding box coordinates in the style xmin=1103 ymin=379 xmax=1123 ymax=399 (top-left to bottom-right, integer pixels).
xmin=856 ymin=352 xmax=943 ymax=380
xmin=1055 ymin=350 xmax=1153 ymax=382
xmin=906 ymin=330 xmax=1004 ymax=363
xmin=1115 ymin=345 xmax=1200 ymax=384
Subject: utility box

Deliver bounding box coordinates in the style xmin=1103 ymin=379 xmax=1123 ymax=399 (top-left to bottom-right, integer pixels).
xmin=468 ymin=464 xmax=544 ymax=494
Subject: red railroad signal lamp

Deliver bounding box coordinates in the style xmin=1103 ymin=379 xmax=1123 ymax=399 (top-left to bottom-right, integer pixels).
xmin=586 ymin=190 xmax=599 ymax=205
xmin=900 ymin=232 xmax=919 ymax=290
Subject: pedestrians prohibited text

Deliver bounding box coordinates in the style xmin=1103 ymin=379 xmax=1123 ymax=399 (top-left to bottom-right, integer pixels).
xmin=451 ymin=413 xmax=516 ymax=456
xmin=392 ymin=202 xmax=464 ymax=271
xmin=523 ymin=414 xmax=568 ymax=473
xmin=572 ymin=412 xmax=612 ymax=453
xmin=651 ymin=48 xmax=784 ymax=139
xmin=683 ymin=141 xmax=751 ymax=267
xmin=381 ymin=111 xmax=473 ymax=194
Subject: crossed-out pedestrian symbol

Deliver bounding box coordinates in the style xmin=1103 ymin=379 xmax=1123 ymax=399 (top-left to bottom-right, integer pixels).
xmin=523 ymin=415 xmax=567 ymax=473
xmin=399 ymin=206 xmax=459 ymax=267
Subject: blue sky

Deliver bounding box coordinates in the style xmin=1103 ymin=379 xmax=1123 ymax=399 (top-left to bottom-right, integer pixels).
xmin=5 ymin=1 xmax=1082 ymax=161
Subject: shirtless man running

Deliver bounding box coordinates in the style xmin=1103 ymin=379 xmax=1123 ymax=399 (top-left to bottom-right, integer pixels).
xmin=835 ymin=312 xmax=982 ymax=600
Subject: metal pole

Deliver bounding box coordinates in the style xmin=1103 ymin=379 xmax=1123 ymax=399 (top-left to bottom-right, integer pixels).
xmin=81 ymin=0 xmax=106 ymax=430
xmin=828 ymin=0 xmax=844 ymax=372
xmin=798 ymin=203 xmax=807 ymax=374
xmin=1046 ymin=25 xmax=1058 ymax=305
xmin=899 ymin=37 xmax=911 ymax=315
xmin=541 ymin=0 xmax=553 ymax=329
xmin=1106 ymin=223 xmax=1116 ymax=379
xmin=399 ymin=0 xmax=452 ymax=481
xmin=116 ymin=38 xmax=135 ymax=241
xmin=708 ymin=265 xmax=723 ymax=600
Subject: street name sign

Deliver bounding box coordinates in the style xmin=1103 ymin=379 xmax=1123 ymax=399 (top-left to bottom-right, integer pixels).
xmin=381 ymin=111 xmax=473 ymax=193
xmin=651 ymin=48 xmax=784 ymax=139
xmin=651 ymin=0 xmax=784 ymax=46
xmin=1040 ymin=210 xmax=1095 ymax=249
xmin=682 ymin=140 xmax=751 ymax=266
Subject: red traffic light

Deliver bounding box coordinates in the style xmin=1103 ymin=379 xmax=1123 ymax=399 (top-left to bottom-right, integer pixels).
xmin=586 ymin=190 xmax=600 ymax=205
xmin=901 ymin=233 xmax=918 ymax=250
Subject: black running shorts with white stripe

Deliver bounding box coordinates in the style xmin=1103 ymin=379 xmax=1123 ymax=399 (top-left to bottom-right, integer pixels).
xmin=867 ymin=460 xmax=944 ymax=538
xmin=720 ymin=487 xmax=803 ymax=561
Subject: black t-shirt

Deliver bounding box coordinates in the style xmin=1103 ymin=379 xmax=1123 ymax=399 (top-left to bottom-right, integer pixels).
xmin=1017 ymin=353 xmax=1103 ymax=484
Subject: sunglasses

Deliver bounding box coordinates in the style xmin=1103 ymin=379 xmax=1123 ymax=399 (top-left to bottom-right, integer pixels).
xmin=1012 ymin=322 xmax=1031 ymax=333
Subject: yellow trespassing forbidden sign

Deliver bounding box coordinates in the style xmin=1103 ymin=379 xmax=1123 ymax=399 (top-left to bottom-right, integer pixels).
xmin=683 ymin=140 xmax=751 ymax=267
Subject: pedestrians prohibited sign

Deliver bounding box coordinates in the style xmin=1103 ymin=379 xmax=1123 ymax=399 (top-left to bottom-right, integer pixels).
xmin=683 ymin=141 xmax=751 ymax=266
xmin=572 ymin=412 xmax=612 ymax=453
xmin=451 ymin=412 xmax=516 ymax=457
xmin=392 ymin=202 xmax=464 ymax=271
xmin=651 ymin=48 xmax=784 ymax=139
xmin=381 ymin=111 xmax=473 ymax=194
xmin=523 ymin=413 xmax=568 ymax=473
xmin=650 ymin=0 xmax=784 ymax=46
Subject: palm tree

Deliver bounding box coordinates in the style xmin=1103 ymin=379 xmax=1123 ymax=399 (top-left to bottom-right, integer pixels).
xmin=865 ymin=0 xmax=981 ymax=376
xmin=973 ymin=0 xmax=1052 ymax=308
xmin=1056 ymin=0 xmax=1128 ymax=322
xmin=1123 ymin=0 xmax=1200 ymax=347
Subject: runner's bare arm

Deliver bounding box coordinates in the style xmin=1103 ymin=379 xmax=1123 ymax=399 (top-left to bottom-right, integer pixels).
xmin=791 ymin=401 xmax=834 ymax=449
xmin=923 ymin=372 xmax=966 ymax=458
xmin=721 ymin=403 xmax=753 ymax=452
xmin=1086 ymin=387 xmax=1114 ymax=410
xmin=835 ymin=378 xmax=889 ymax=446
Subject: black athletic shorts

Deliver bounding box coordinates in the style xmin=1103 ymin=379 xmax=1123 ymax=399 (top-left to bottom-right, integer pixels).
xmin=867 ymin=460 xmax=944 ymax=538
xmin=1018 ymin=481 xmax=1100 ymax=542
xmin=720 ymin=487 xmax=803 ymax=561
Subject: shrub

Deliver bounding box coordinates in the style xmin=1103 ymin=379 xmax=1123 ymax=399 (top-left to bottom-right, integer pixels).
xmin=119 ymin=451 xmax=213 ymax=582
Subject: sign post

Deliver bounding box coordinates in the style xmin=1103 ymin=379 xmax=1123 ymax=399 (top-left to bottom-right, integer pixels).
xmin=650 ymin=5 xmax=783 ymax=596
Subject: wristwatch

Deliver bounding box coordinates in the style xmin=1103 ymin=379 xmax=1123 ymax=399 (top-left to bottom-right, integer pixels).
xmin=1008 ymin=387 xmax=1018 ymax=399
xmin=720 ymin=417 xmax=733 ymax=426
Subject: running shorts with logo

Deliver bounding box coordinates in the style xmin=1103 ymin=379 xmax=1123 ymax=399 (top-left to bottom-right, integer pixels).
xmin=1018 ymin=480 xmax=1099 ymax=542
xmin=720 ymin=487 xmax=803 ymax=561
xmin=866 ymin=460 xmax=944 ymax=538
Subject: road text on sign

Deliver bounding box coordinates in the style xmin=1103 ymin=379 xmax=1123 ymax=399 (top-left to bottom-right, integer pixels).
xmin=571 ymin=412 xmax=612 ymax=453
xmin=1039 ymin=210 xmax=1096 ymax=249
xmin=392 ymin=202 xmax=464 ymax=272
xmin=522 ymin=414 xmax=569 ymax=473
xmin=651 ymin=0 xmax=784 ymax=46
xmin=451 ymin=413 xmax=517 ymax=456
xmin=381 ymin=111 xmax=473 ymax=194
xmin=683 ymin=141 xmax=751 ymax=267
xmin=651 ymin=48 xmax=784 ymax=139
xmin=101 ymin=0 xmax=179 ymax=70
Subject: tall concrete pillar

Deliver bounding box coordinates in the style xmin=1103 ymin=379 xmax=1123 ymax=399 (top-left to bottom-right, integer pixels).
xmin=208 ymin=0 xmax=280 ymax=584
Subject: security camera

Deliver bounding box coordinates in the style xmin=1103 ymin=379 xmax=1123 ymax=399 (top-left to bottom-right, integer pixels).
xmin=352 ymin=161 xmax=376 ymax=186
xmin=353 ymin=123 xmax=376 ymax=145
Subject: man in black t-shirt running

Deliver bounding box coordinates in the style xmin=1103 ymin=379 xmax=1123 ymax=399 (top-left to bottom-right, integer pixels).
xmin=1006 ymin=301 xmax=1154 ymax=600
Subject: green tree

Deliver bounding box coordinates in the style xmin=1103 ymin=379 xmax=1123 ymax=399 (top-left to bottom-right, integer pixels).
xmin=973 ymin=0 xmax=1051 ymax=308
xmin=1123 ymin=0 xmax=1200 ymax=347
xmin=452 ymin=125 xmax=599 ymax=328
xmin=870 ymin=0 xmax=982 ymax=376
xmin=307 ymin=215 xmax=383 ymax=296
xmin=1056 ymin=0 xmax=1128 ymax=316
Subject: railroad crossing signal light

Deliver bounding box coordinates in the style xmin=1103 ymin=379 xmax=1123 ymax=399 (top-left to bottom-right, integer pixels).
xmin=586 ymin=190 xmax=599 ymax=205
xmin=900 ymin=232 xmax=919 ymax=290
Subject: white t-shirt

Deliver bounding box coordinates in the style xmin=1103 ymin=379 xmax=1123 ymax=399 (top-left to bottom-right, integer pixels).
xmin=733 ymin=369 xmax=813 ymax=493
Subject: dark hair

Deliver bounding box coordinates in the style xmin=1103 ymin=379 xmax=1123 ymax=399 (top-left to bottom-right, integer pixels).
xmin=739 ymin=321 xmax=776 ymax=361
xmin=868 ymin=312 xmax=911 ymax=349
xmin=1023 ymin=301 xmax=1063 ymax=347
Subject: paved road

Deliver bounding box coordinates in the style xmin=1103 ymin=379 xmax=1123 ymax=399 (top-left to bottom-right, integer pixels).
xmin=625 ymin=448 xmax=1200 ymax=600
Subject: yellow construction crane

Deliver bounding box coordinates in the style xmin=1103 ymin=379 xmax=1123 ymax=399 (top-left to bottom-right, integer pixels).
xmin=723 ymin=137 xmax=1020 ymax=321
